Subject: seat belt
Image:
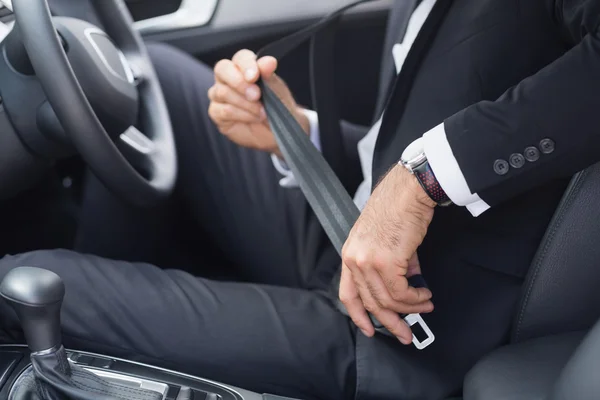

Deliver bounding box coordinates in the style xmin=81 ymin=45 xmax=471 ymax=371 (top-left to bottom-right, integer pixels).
xmin=257 ymin=0 xmax=434 ymax=350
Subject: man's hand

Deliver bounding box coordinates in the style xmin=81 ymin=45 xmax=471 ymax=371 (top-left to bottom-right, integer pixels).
xmin=208 ymin=49 xmax=310 ymax=157
xmin=340 ymin=165 xmax=437 ymax=344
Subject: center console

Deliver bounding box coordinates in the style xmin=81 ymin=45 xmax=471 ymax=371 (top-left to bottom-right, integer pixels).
xmin=0 ymin=267 xmax=300 ymax=400
xmin=0 ymin=346 xmax=272 ymax=400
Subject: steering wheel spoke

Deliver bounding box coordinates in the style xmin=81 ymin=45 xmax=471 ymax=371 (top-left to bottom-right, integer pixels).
xmin=120 ymin=126 xmax=155 ymax=155
xmin=123 ymin=55 xmax=145 ymax=87
xmin=117 ymin=126 xmax=158 ymax=178
xmin=0 ymin=0 xmax=12 ymax=11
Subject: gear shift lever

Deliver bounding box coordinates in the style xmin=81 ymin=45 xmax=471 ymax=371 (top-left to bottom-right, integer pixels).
xmin=0 ymin=266 xmax=64 ymax=353
xmin=0 ymin=267 xmax=162 ymax=400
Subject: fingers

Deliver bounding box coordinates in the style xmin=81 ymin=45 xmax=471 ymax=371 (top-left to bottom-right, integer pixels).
xmin=208 ymin=83 xmax=266 ymax=118
xmin=214 ymin=59 xmax=254 ymax=96
xmin=210 ymin=50 xmax=287 ymax=153
xmin=345 ymin=247 xmax=433 ymax=307
xmin=371 ymin=308 xmax=414 ymax=345
xmin=341 ymin=242 xmax=433 ymax=345
xmin=214 ymin=50 xmax=281 ymax=107
xmin=257 ymin=56 xmax=278 ymax=80
xmin=230 ymin=50 xmax=278 ymax=86
xmin=211 ymin=49 xmax=270 ymax=128
xmin=377 ymin=260 xmax=433 ymax=306
xmin=232 ymin=49 xmax=262 ymax=82
xmin=401 ymin=285 xmax=435 ymax=306
xmin=365 ymin=268 xmax=434 ymax=314
xmin=351 ymin=267 xmax=414 ymax=344
xmin=340 ymin=254 xmax=433 ymax=346
xmin=339 ymin=264 xmax=374 ymax=337
xmin=208 ymin=102 xmax=264 ymax=126
xmin=214 ymin=55 xmax=262 ymax=102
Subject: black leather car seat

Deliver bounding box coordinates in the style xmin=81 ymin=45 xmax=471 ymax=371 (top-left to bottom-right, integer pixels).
xmin=464 ymin=163 xmax=600 ymax=399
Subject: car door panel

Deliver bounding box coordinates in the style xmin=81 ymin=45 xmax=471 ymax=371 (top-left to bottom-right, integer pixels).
xmin=132 ymin=0 xmax=218 ymax=35
xmin=126 ymin=0 xmax=181 ymax=22
xmin=132 ymin=0 xmax=392 ymax=125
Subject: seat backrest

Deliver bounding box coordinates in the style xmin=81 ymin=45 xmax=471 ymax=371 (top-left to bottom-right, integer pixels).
xmin=512 ymin=163 xmax=600 ymax=343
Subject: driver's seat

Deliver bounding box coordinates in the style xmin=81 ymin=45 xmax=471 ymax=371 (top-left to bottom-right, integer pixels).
xmin=464 ymin=163 xmax=600 ymax=399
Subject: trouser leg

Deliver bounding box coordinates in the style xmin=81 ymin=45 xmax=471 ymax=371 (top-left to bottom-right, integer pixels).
xmin=150 ymin=42 xmax=335 ymax=288
xmin=77 ymin=42 xmax=328 ymax=288
xmin=0 ymin=249 xmax=356 ymax=400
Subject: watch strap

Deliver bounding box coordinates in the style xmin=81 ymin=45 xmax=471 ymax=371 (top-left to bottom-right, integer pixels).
xmin=412 ymin=160 xmax=452 ymax=206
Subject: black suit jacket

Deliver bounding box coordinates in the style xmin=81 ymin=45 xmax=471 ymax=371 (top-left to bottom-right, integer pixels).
xmin=353 ymin=0 xmax=600 ymax=398
xmin=372 ymin=0 xmax=600 ymax=278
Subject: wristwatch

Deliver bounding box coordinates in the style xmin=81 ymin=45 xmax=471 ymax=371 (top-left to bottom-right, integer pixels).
xmin=400 ymin=138 xmax=453 ymax=207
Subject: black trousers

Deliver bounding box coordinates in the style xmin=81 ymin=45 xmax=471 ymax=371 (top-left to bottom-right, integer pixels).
xmin=0 ymin=43 xmax=526 ymax=400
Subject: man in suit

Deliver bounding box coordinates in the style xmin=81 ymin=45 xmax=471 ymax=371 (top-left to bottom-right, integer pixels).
xmin=1 ymin=0 xmax=600 ymax=399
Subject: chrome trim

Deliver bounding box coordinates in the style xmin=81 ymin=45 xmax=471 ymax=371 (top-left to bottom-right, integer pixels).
xmin=83 ymin=368 xmax=168 ymax=399
xmin=0 ymin=20 xmax=12 ymax=40
xmin=134 ymin=0 xmax=218 ymax=35
xmin=0 ymin=0 xmax=12 ymax=11
xmin=8 ymin=365 xmax=167 ymax=400
xmin=84 ymin=27 xmax=135 ymax=84
xmin=75 ymin=352 xmax=244 ymax=399
xmin=0 ymin=345 xmax=248 ymax=399
xmin=120 ymin=126 xmax=156 ymax=155
xmin=31 ymin=345 xmax=61 ymax=356
xmin=400 ymin=152 xmax=427 ymax=175
xmin=8 ymin=365 xmax=32 ymax=400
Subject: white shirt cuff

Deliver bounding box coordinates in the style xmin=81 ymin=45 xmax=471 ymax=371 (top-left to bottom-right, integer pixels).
xmin=270 ymin=109 xmax=321 ymax=188
xmin=304 ymin=109 xmax=321 ymax=152
xmin=422 ymin=123 xmax=491 ymax=217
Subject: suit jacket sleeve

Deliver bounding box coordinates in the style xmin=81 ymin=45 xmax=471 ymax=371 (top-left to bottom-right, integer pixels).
xmin=443 ymin=0 xmax=600 ymax=206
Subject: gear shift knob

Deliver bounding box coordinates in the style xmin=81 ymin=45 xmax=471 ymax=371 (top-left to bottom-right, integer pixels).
xmin=0 ymin=267 xmax=65 ymax=353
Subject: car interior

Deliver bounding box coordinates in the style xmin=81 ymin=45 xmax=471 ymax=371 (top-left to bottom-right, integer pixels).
xmin=0 ymin=0 xmax=599 ymax=399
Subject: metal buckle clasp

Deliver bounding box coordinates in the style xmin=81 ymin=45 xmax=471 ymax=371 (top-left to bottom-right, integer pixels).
xmin=404 ymin=313 xmax=435 ymax=350
xmin=369 ymin=312 xmax=435 ymax=350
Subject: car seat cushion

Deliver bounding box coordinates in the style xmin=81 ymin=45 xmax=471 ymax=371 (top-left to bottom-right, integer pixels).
xmin=464 ymin=331 xmax=585 ymax=400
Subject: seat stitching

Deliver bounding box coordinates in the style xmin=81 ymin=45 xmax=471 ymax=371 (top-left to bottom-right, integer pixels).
xmin=515 ymin=174 xmax=583 ymax=340
xmin=514 ymin=170 xmax=587 ymax=341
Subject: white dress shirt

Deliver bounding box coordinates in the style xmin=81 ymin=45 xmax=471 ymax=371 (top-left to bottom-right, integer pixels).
xmin=272 ymin=0 xmax=490 ymax=217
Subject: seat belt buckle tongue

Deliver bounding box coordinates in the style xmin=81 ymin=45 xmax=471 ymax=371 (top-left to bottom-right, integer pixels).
xmin=370 ymin=312 xmax=435 ymax=350
xmin=404 ymin=313 xmax=435 ymax=350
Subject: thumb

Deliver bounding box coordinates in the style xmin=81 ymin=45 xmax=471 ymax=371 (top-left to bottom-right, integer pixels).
xmin=258 ymin=56 xmax=295 ymax=110
xmin=406 ymin=253 xmax=423 ymax=277
xmin=257 ymin=56 xmax=278 ymax=80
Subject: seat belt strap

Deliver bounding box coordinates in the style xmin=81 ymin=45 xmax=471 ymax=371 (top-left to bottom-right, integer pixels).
xmin=257 ymin=0 xmax=434 ymax=350
xmin=257 ymin=0 xmax=371 ymax=253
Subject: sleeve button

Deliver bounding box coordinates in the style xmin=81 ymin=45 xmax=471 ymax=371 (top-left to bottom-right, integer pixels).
xmin=509 ymin=153 xmax=526 ymax=168
xmin=524 ymin=146 xmax=540 ymax=162
xmin=494 ymin=159 xmax=510 ymax=175
xmin=539 ymin=139 xmax=555 ymax=154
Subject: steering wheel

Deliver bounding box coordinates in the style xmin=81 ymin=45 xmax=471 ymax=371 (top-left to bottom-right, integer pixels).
xmin=11 ymin=0 xmax=177 ymax=206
